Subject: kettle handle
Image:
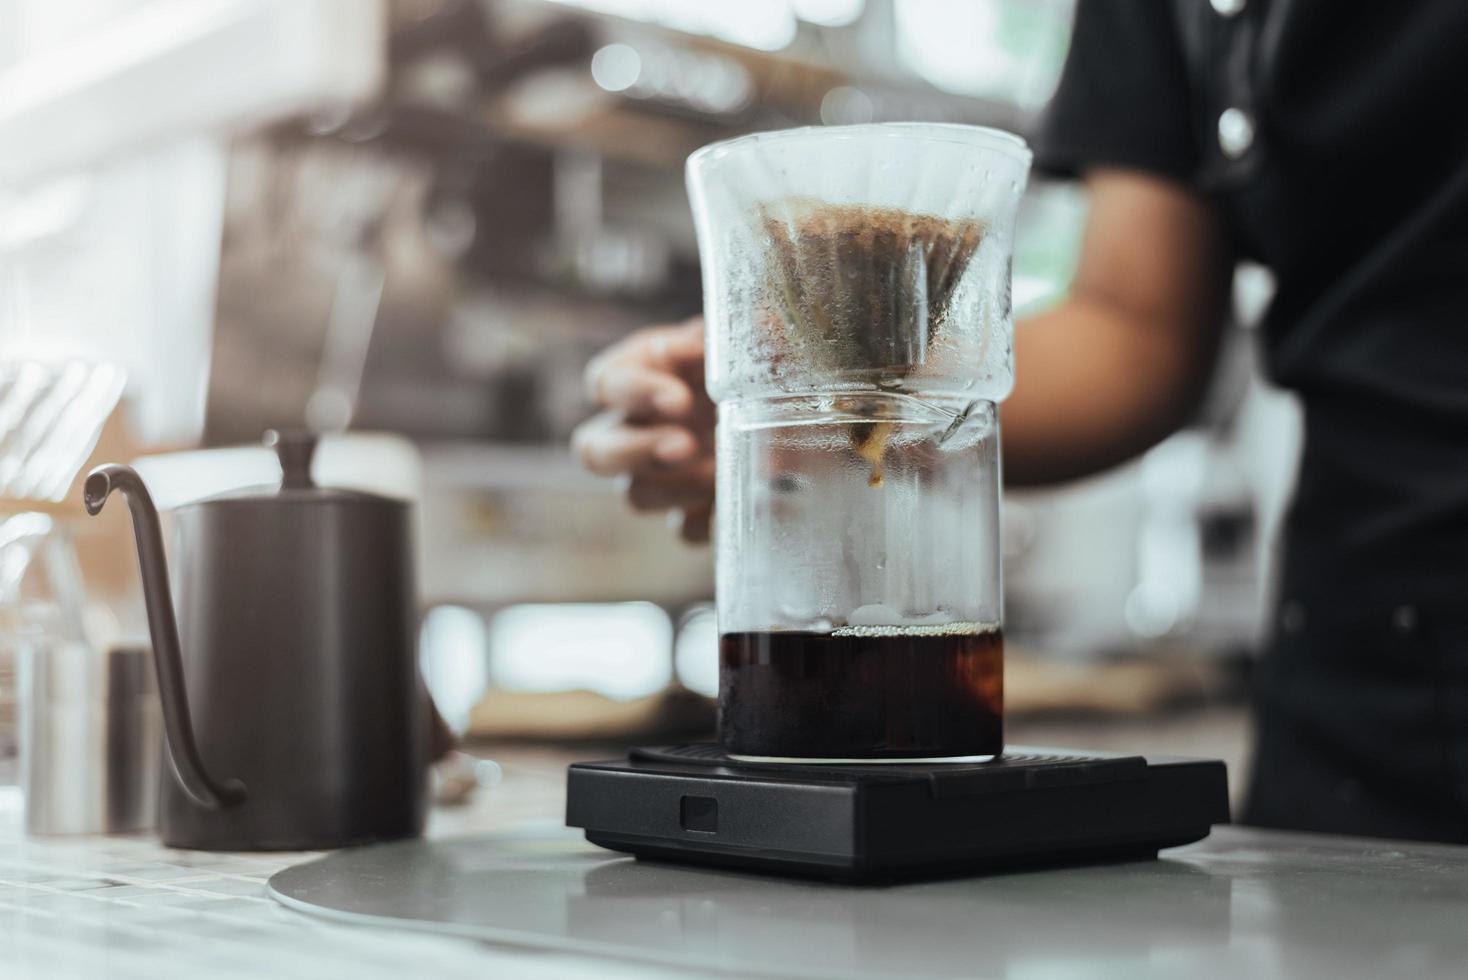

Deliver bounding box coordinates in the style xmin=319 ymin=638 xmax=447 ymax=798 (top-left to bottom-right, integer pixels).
xmin=84 ymin=465 xmax=247 ymax=810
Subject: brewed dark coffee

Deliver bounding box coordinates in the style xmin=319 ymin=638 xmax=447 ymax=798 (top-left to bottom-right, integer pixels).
xmin=719 ymin=624 xmax=1003 ymax=760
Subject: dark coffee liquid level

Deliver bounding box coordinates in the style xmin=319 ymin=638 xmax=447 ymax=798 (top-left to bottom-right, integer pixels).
xmin=719 ymin=626 xmax=1003 ymax=760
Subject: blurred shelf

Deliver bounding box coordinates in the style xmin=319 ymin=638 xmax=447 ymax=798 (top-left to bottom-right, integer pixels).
xmin=422 ymin=441 xmax=610 ymax=493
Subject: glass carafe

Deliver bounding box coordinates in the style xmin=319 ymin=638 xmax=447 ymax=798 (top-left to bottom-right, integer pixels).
xmin=687 ymin=123 xmax=1031 ymax=762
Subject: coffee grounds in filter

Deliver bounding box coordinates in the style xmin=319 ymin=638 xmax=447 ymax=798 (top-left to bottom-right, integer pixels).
xmin=759 ymin=198 xmax=986 ymax=486
xmin=760 ymin=198 xmax=986 ymax=377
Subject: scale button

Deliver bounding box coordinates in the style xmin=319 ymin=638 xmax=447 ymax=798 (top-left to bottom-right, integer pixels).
xmin=680 ymin=795 xmax=719 ymax=833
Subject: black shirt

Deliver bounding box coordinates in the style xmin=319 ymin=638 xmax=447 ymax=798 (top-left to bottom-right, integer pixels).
xmin=1035 ymin=0 xmax=1468 ymax=609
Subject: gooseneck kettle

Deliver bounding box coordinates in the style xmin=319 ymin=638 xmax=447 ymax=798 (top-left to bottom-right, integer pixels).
xmin=85 ymin=431 xmax=427 ymax=850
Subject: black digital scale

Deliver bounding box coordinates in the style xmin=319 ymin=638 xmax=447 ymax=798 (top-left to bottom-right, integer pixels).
xmin=567 ymin=744 xmax=1230 ymax=881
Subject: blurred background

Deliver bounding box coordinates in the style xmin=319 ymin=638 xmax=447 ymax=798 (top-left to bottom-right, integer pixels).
xmin=0 ymin=0 xmax=1300 ymax=795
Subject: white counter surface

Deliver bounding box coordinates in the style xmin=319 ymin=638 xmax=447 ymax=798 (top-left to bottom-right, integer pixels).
xmin=4 ymin=745 xmax=1467 ymax=980
xmin=0 ymin=748 xmax=661 ymax=980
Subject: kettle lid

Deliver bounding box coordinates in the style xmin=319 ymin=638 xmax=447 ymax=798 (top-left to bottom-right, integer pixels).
xmin=190 ymin=430 xmax=403 ymax=506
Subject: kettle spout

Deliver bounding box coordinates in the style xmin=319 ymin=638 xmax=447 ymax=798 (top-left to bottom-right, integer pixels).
xmin=83 ymin=464 xmax=247 ymax=810
xmin=83 ymin=466 xmax=123 ymax=516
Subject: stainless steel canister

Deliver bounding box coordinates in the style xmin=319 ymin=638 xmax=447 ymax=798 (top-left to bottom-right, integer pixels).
xmin=19 ymin=644 xmax=161 ymax=835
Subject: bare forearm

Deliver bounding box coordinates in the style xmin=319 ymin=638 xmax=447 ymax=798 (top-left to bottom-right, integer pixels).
xmin=1002 ymin=295 xmax=1221 ymax=485
xmin=1002 ymin=171 xmax=1232 ymax=487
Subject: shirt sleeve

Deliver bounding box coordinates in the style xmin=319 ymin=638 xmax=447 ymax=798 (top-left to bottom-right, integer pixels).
xmin=1033 ymin=0 xmax=1199 ymax=186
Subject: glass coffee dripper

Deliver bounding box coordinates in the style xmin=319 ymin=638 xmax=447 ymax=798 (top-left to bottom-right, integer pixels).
xmin=687 ymin=123 xmax=1031 ymax=762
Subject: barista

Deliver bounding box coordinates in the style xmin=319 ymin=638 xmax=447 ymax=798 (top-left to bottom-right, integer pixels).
xmin=571 ymin=0 xmax=1468 ymax=844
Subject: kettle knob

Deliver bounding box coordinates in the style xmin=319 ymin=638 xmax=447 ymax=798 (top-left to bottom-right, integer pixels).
xmin=265 ymin=430 xmax=317 ymax=490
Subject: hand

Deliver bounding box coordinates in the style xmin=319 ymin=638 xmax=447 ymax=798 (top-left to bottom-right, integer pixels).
xmin=572 ymin=318 xmax=716 ymax=542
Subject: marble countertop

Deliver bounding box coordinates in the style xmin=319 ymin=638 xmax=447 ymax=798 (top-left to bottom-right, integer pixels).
xmin=270 ymin=823 xmax=1468 ymax=980
xmin=4 ymin=745 xmax=1467 ymax=980
xmin=0 ymin=747 xmax=656 ymax=980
